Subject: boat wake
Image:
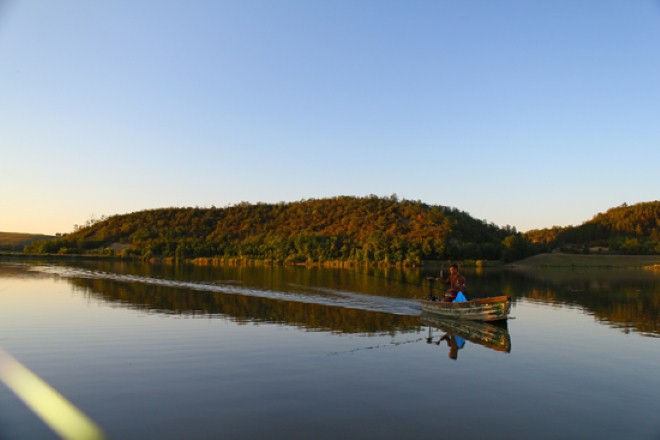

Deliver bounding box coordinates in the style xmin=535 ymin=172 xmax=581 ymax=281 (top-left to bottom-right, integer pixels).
xmin=31 ymin=265 xmax=421 ymax=316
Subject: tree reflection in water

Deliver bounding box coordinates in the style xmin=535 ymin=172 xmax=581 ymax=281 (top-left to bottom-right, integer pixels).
xmin=7 ymin=260 xmax=656 ymax=337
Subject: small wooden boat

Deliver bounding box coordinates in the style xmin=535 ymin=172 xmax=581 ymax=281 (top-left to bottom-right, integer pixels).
xmin=420 ymin=295 xmax=511 ymax=322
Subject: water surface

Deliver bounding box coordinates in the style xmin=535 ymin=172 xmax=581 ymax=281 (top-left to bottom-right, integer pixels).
xmin=0 ymin=260 xmax=658 ymax=439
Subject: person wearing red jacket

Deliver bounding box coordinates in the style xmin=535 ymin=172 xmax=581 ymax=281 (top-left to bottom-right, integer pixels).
xmin=436 ymin=264 xmax=466 ymax=302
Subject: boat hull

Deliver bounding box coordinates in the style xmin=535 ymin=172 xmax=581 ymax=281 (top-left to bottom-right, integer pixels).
xmin=420 ymin=295 xmax=511 ymax=322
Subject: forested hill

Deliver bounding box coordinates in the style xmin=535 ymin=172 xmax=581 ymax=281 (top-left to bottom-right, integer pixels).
xmin=23 ymin=196 xmax=515 ymax=263
xmin=524 ymin=201 xmax=659 ymax=254
xmin=0 ymin=232 xmax=55 ymax=251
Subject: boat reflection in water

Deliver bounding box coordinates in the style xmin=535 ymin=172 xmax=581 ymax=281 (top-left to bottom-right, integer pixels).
xmin=422 ymin=313 xmax=511 ymax=360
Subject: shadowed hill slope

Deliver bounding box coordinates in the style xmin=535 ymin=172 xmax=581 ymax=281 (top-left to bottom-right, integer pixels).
xmin=0 ymin=232 xmax=55 ymax=251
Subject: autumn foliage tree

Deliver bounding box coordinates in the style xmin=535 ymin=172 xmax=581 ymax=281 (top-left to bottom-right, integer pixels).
xmin=524 ymin=201 xmax=659 ymax=254
xmin=23 ymin=198 xmax=658 ymax=261
xmin=24 ymin=196 xmax=510 ymax=263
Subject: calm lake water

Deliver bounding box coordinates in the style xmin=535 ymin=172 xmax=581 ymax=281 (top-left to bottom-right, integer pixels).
xmin=0 ymin=259 xmax=658 ymax=439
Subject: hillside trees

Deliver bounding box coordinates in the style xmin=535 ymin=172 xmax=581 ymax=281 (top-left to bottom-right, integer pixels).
xmin=23 ymin=198 xmax=656 ymax=262
xmin=23 ymin=196 xmax=514 ymax=263
xmin=523 ymin=201 xmax=659 ymax=254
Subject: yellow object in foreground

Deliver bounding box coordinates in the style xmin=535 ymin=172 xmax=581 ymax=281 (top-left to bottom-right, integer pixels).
xmin=0 ymin=347 xmax=105 ymax=440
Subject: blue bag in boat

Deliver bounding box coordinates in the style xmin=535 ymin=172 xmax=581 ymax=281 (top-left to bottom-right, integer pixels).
xmin=454 ymin=291 xmax=467 ymax=303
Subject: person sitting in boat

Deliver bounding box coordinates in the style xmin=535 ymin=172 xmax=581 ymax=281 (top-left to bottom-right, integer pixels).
xmin=436 ymin=264 xmax=466 ymax=302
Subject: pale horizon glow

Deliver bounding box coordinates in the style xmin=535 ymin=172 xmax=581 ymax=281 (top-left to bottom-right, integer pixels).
xmin=1 ymin=1 xmax=659 ymax=235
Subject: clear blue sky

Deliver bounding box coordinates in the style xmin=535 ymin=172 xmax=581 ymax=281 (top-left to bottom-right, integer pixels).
xmin=1 ymin=0 xmax=659 ymax=235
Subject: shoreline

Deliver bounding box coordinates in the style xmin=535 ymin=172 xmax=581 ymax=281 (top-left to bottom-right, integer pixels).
xmin=507 ymin=253 xmax=659 ymax=268
xmin=2 ymin=251 xmax=658 ymax=269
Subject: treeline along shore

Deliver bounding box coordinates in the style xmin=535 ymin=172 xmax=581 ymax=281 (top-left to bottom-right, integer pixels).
xmin=7 ymin=197 xmax=659 ymax=266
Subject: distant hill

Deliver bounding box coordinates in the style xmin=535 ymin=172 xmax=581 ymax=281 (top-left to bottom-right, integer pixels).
xmin=0 ymin=232 xmax=56 ymax=251
xmin=524 ymin=201 xmax=659 ymax=254
xmin=17 ymin=198 xmax=660 ymax=263
xmin=22 ymin=196 xmax=514 ymax=264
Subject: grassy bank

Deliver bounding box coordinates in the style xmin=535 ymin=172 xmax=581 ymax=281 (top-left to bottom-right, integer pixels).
xmin=510 ymin=253 xmax=659 ymax=268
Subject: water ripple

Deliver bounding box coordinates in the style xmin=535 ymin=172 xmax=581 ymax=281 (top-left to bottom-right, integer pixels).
xmin=30 ymin=265 xmax=421 ymax=316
